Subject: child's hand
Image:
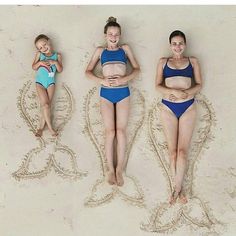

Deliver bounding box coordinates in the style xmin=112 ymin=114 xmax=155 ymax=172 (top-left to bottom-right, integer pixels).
xmin=47 ymin=60 xmax=56 ymax=66
xmin=40 ymin=61 xmax=50 ymax=68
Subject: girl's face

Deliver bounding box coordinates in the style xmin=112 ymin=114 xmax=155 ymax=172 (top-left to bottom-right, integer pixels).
xmin=170 ymin=36 xmax=186 ymax=56
xmin=35 ymin=38 xmax=52 ymax=54
xmin=105 ymin=26 xmax=121 ymax=47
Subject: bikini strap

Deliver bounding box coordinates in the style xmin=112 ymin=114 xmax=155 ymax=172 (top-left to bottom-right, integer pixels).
xmin=188 ymin=57 xmax=193 ymax=67
xmin=163 ymin=57 xmax=169 ymax=69
xmin=99 ymin=47 xmax=106 ymax=60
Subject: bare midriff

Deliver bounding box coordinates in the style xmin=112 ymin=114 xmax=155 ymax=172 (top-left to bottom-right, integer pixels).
xmin=163 ymin=76 xmax=194 ymax=102
xmin=102 ymin=63 xmax=127 ymax=87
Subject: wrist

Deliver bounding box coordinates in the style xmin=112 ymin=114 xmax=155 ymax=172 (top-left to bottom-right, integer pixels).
xmin=121 ymin=77 xmax=127 ymax=84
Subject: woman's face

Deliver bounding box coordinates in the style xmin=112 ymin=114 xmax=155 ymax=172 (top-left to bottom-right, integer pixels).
xmin=170 ymin=36 xmax=186 ymax=56
xmin=35 ymin=38 xmax=52 ymax=54
xmin=105 ymin=26 xmax=121 ymax=47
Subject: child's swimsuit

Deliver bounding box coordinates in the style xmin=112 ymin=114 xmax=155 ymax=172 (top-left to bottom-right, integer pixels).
xmin=162 ymin=58 xmax=194 ymax=118
xmin=35 ymin=52 xmax=58 ymax=89
xmin=100 ymin=47 xmax=130 ymax=104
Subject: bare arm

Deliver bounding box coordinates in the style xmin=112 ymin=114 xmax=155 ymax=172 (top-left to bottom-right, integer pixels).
xmin=85 ymin=47 xmax=104 ymax=84
xmin=156 ymin=58 xmax=171 ymax=95
xmin=184 ymin=57 xmax=202 ymax=96
xmin=120 ymin=44 xmax=140 ymax=83
xmin=32 ymin=52 xmax=42 ymax=70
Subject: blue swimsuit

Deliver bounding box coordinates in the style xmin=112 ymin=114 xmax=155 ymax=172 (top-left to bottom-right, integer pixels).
xmin=100 ymin=48 xmax=130 ymax=104
xmin=162 ymin=58 xmax=194 ymax=118
xmin=35 ymin=52 xmax=58 ymax=89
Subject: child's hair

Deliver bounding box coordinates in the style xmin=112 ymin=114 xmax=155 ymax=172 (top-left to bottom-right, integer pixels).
xmin=104 ymin=17 xmax=121 ymax=34
xmin=169 ymin=30 xmax=186 ymax=44
xmin=34 ymin=34 xmax=50 ymax=45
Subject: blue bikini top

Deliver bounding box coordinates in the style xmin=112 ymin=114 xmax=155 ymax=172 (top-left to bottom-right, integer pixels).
xmin=100 ymin=47 xmax=127 ymax=66
xmin=163 ymin=58 xmax=193 ymax=79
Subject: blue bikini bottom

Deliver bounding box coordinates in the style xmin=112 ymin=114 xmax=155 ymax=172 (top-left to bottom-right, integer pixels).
xmin=162 ymin=98 xmax=195 ymax=119
xmin=100 ymin=86 xmax=130 ymax=104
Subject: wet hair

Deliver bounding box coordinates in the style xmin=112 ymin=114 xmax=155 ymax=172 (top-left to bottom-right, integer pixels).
xmin=104 ymin=16 xmax=121 ymax=34
xmin=34 ymin=34 xmax=50 ymax=45
xmin=169 ymin=30 xmax=186 ymax=44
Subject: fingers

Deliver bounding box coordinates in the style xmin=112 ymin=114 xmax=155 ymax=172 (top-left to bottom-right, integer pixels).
xmin=181 ymin=91 xmax=188 ymax=99
xmin=108 ymin=78 xmax=118 ymax=86
xmin=41 ymin=61 xmax=50 ymax=67
xmin=169 ymin=94 xmax=177 ymax=101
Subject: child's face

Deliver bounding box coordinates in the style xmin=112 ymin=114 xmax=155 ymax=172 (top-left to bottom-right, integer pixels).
xmin=35 ymin=38 xmax=52 ymax=54
xmin=105 ymin=26 xmax=121 ymax=47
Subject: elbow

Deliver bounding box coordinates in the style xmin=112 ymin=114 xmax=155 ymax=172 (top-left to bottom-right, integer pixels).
xmin=132 ymin=67 xmax=140 ymax=79
xmin=32 ymin=64 xmax=37 ymax=71
xmin=135 ymin=67 xmax=140 ymax=74
xmin=58 ymin=66 xmax=63 ymax=73
xmin=197 ymin=83 xmax=203 ymax=92
xmin=155 ymin=83 xmax=161 ymax=91
xmin=85 ymin=70 xmax=91 ymax=79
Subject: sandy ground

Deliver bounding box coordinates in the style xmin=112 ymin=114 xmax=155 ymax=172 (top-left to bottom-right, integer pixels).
xmin=0 ymin=5 xmax=236 ymax=236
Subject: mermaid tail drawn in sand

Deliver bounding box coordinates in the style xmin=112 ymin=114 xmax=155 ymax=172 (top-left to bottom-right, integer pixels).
xmin=13 ymin=80 xmax=87 ymax=180
xmin=141 ymin=94 xmax=221 ymax=234
xmin=84 ymin=86 xmax=145 ymax=207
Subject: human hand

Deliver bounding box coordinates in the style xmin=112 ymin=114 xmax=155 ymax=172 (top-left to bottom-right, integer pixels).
xmin=169 ymin=93 xmax=178 ymax=101
xmin=180 ymin=90 xmax=188 ymax=99
xmin=108 ymin=76 xmax=126 ymax=87
xmin=47 ymin=60 xmax=56 ymax=66
xmin=40 ymin=61 xmax=50 ymax=68
xmin=100 ymin=77 xmax=112 ymax=87
xmin=170 ymin=89 xmax=188 ymax=100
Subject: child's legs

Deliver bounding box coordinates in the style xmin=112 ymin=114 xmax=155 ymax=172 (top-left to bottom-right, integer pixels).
xmin=36 ymin=84 xmax=55 ymax=133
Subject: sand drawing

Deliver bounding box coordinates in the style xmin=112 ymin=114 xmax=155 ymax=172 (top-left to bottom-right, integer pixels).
xmin=83 ymin=86 xmax=145 ymax=207
xmin=141 ymin=94 xmax=222 ymax=234
xmin=13 ymin=80 xmax=87 ymax=180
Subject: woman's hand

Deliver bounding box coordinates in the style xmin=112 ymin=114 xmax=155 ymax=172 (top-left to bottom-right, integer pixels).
xmin=169 ymin=89 xmax=188 ymax=101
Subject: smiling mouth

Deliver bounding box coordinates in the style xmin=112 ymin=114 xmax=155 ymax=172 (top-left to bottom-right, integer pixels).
xmin=42 ymin=48 xmax=49 ymax=53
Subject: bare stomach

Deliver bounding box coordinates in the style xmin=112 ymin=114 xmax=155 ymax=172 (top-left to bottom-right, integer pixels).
xmin=102 ymin=63 xmax=126 ymax=78
xmin=163 ymin=76 xmax=194 ymax=102
xmin=102 ymin=63 xmax=127 ymax=87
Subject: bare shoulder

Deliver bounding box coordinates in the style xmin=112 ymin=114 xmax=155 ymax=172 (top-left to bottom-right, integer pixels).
xmin=121 ymin=44 xmax=131 ymax=52
xmin=35 ymin=51 xmax=41 ymax=58
xmin=159 ymin=57 xmax=168 ymax=66
xmin=93 ymin=46 xmax=104 ymax=56
xmin=189 ymin=56 xmax=199 ymax=65
xmin=57 ymin=52 xmax=62 ymax=58
xmin=96 ymin=46 xmax=104 ymax=52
